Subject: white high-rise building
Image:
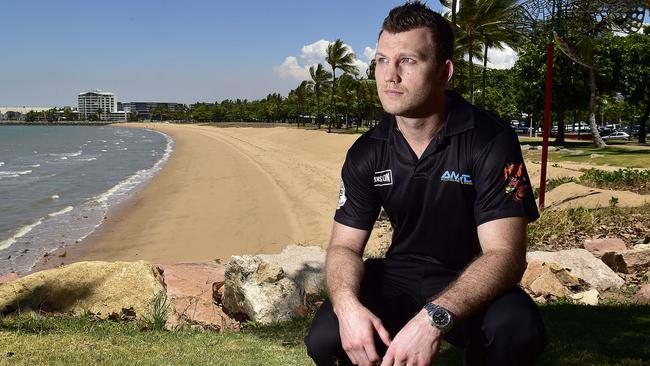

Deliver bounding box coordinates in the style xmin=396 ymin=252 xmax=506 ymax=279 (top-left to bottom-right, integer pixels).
xmin=78 ymin=89 xmax=119 ymax=120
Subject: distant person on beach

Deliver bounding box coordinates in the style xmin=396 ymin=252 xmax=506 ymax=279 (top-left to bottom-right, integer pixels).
xmin=304 ymin=2 xmax=546 ymax=366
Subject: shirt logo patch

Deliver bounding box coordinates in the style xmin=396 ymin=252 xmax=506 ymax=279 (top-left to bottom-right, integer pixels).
xmin=373 ymin=169 xmax=393 ymax=186
xmin=337 ymin=180 xmax=346 ymax=210
xmin=504 ymin=162 xmax=528 ymax=201
xmin=440 ymin=170 xmax=473 ymax=185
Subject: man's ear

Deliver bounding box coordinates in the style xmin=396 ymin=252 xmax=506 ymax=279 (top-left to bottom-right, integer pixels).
xmin=441 ymin=60 xmax=454 ymax=84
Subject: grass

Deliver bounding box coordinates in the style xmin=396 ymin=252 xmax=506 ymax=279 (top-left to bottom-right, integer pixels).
xmin=527 ymin=203 xmax=650 ymax=252
xmin=520 ymin=140 xmax=650 ymax=168
xmin=1 ymin=302 xmax=649 ymax=365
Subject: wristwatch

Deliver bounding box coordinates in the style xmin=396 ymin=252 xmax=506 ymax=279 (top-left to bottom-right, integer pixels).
xmin=423 ymin=303 xmax=454 ymax=333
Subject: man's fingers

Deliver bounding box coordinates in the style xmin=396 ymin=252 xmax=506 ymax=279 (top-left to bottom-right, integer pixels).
xmin=362 ymin=340 xmax=381 ymax=365
xmin=379 ymin=349 xmax=394 ymax=366
xmin=372 ymin=318 xmax=392 ymax=347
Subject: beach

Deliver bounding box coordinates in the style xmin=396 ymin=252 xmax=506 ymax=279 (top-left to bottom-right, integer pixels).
xmin=36 ymin=123 xmax=364 ymax=267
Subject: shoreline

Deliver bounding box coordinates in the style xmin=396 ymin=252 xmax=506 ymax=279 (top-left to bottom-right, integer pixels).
xmin=32 ymin=123 xmax=365 ymax=272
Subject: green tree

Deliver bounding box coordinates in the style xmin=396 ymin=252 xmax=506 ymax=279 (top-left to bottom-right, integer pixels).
xmin=326 ymin=39 xmax=358 ymax=132
xmin=309 ymin=63 xmax=332 ymax=129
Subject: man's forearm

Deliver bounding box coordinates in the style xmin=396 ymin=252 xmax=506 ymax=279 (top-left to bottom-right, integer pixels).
xmin=325 ymin=245 xmax=365 ymax=313
xmin=431 ymin=248 xmax=526 ymax=321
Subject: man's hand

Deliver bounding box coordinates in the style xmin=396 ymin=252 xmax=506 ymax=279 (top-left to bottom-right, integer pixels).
xmin=336 ymin=299 xmax=392 ymax=366
xmin=380 ymin=310 xmax=441 ymax=366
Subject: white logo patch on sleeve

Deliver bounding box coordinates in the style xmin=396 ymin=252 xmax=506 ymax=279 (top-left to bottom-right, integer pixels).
xmin=373 ymin=169 xmax=393 ymax=186
xmin=337 ymin=180 xmax=347 ymax=210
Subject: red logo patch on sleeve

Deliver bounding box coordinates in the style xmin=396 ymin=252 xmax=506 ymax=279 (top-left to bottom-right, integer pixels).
xmin=503 ymin=162 xmax=528 ymax=201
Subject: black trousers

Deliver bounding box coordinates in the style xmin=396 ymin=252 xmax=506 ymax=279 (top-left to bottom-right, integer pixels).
xmin=305 ymin=256 xmax=547 ymax=365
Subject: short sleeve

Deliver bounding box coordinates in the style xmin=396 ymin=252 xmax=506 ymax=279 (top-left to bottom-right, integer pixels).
xmin=333 ymin=151 xmax=381 ymax=230
xmin=472 ymin=129 xmax=539 ymax=226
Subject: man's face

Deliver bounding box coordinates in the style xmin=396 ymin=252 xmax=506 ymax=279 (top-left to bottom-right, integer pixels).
xmin=375 ymin=27 xmax=448 ymax=118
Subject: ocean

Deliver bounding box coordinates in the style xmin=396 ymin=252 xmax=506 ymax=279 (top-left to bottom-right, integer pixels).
xmin=0 ymin=125 xmax=173 ymax=275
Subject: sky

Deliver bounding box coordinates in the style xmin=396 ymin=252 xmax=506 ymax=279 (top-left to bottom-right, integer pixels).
xmin=0 ymin=1 xmax=644 ymax=107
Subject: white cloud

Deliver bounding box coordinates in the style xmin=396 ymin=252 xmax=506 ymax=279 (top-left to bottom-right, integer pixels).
xmin=273 ymin=40 xmax=372 ymax=81
xmin=363 ymin=46 xmax=376 ymax=61
xmin=485 ymin=44 xmax=518 ymax=69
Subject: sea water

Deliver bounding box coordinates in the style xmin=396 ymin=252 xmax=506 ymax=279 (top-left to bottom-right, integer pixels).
xmin=0 ymin=125 xmax=173 ymax=275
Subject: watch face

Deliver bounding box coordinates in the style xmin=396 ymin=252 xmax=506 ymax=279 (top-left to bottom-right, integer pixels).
xmin=432 ymin=308 xmax=451 ymax=327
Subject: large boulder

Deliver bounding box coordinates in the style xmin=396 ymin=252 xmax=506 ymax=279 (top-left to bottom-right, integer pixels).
xmin=155 ymin=262 xmax=238 ymax=331
xmin=0 ymin=261 xmax=164 ymax=319
xmin=527 ymin=249 xmax=625 ymax=291
xmin=222 ymin=255 xmax=306 ymax=324
xmin=258 ymin=244 xmax=326 ymax=295
xmin=634 ymin=284 xmax=650 ymax=304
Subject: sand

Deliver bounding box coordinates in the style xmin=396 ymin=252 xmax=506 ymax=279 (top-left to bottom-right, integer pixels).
xmin=43 ymin=123 xmax=362 ymax=266
xmin=33 ymin=123 xmax=648 ymax=270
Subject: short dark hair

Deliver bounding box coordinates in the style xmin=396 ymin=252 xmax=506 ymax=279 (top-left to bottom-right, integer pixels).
xmin=380 ymin=1 xmax=454 ymax=64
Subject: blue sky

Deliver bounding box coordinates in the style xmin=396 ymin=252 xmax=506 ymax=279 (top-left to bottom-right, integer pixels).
xmin=1 ymin=0 xmax=444 ymax=106
xmin=1 ymin=1 xmax=646 ymax=107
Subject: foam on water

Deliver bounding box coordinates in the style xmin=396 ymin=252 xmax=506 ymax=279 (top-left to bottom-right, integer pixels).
xmin=0 ymin=218 xmax=44 ymax=251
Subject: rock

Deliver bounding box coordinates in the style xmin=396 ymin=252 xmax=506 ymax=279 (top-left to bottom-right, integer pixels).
xmin=520 ymin=145 xmax=531 ymax=151
xmin=521 ymin=261 xmax=574 ymax=298
xmin=590 ymin=153 xmax=604 ymax=158
xmin=634 ymin=284 xmax=650 ymax=304
xmin=600 ymin=252 xmax=630 ymax=273
xmin=570 ymin=289 xmax=599 ymax=305
xmin=536 ymin=145 xmax=544 ymax=151
xmin=223 ymin=255 xmax=306 ymax=324
xmin=547 ymin=146 xmax=558 ymax=152
xmin=559 ymin=148 xmax=571 ymax=153
xmin=527 ymin=249 xmax=625 ymax=291
xmin=567 ymin=150 xmax=584 ymax=156
xmin=583 ymin=237 xmax=627 ymax=257
xmin=258 ymin=244 xmax=326 ymax=295
xmin=0 ymin=272 xmax=19 ymax=284
xmin=643 ymin=270 xmax=650 ymax=283
xmin=155 ymin=262 xmax=238 ymax=331
xmin=617 ymin=248 xmax=650 ymax=270
xmin=633 ymin=244 xmax=650 ymax=251
xmin=0 ymin=261 xmax=165 ymax=320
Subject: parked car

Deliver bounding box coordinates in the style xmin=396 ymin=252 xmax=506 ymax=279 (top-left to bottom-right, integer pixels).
xmin=601 ymin=131 xmax=630 ymax=140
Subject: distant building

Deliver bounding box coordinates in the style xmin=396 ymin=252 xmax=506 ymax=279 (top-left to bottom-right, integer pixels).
xmin=78 ymin=89 xmax=126 ymax=121
xmin=118 ymin=102 xmax=181 ymax=120
xmin=0 ymin=106 xmax=54 ymax=121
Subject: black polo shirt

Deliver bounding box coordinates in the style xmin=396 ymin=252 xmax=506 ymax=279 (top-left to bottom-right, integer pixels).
xmin=334 ymin=91 xmax=539 ymax=270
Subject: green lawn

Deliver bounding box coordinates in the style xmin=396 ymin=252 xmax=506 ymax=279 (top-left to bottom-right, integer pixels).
xmin=1 ymin=303 xmax=648 ymax=365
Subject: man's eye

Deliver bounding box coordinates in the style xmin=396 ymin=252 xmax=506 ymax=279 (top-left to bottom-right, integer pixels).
xmin=401 ymin=58 xmax=415 ymax=64
xmin=377 ymin=57 xmax=388 ymax=64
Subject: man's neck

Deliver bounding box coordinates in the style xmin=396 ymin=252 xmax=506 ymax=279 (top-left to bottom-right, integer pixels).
xmin=395 ymin=99 xmax=448 ymax=158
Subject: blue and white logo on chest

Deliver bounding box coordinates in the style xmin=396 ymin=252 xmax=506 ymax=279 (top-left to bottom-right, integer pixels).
xmin=440 ymin=170 xmax=473 ymax=185
xmin=373 ymin=169 xmax=393 ymax=186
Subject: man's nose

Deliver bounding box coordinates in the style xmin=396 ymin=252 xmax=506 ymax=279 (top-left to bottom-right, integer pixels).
xmin=383 ymin=62 xmax=401 ymax=84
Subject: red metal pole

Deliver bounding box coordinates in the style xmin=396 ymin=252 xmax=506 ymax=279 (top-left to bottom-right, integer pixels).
xmin=539 ymin=42 xmax=554 ymax=210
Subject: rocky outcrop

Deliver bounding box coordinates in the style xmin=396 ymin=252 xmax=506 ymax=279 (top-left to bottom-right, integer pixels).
xmin=155 ymin=262 xmax=238 ymax=331
xmin=527 ymin=249 xmax=625 ymax=291
xmin=222 ymin=255 xmax=306 ymax=324
xmin=0 ymin=261 xmax=164 ymax=319
xmin=258 ymin=244 xmax=326 ymax=295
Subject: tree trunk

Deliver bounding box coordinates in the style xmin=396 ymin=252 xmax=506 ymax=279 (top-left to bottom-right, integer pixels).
xmin=329 ymin=71 xmax=336 ymax=133
xmin=451 ymin=0 xmax=457 ymax=89
xmin=555 ymin=107 xmax=565 ymax=144
xmin=468 ymin=35 xmax=475 ymax=103
xmin=639 ymin=98 xmax=649 ymax=144
xmin=482 ymin=40 xmax=488 ymax=107
xmin=588 ymin=66 xmax=606 ymax=147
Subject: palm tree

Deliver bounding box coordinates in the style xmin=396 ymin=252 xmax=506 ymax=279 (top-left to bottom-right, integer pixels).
xmin=454 ymin=0 xmax=522 ymax=103
xmin=309 ymin=64 xmax=331 ymax=129
xmin=326 ymin=39 xmax=358 ymax=132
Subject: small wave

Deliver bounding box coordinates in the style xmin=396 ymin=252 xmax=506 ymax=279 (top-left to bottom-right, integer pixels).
xmin=0 ymin=162 xmax=4 ymax=167
xmin=78 ymin=157 xmax=97 ymax=162
xmin=0 ymin=218 xmax=44 ymax=250
xmin=101 ymin=149 xmax=107 ymax=152
xmin=94 ymin=130 xmax=174 ymax=205
xmin=48 ymin=206 xmax=73 ymax=217
xmin=51 ymin=150 xmax=82 ymax=158
xmin=119 ymin=148 xmax=128 ymax=151
xmin=30 ymin=164 xmax=41 ymax=168
xmin=60 ymin=157 xmax=68 ymax=160
xmin=51 ymin=195 xmax=60 ymax=200
xmin=0 ymin=170 xmax=32 ymax=176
